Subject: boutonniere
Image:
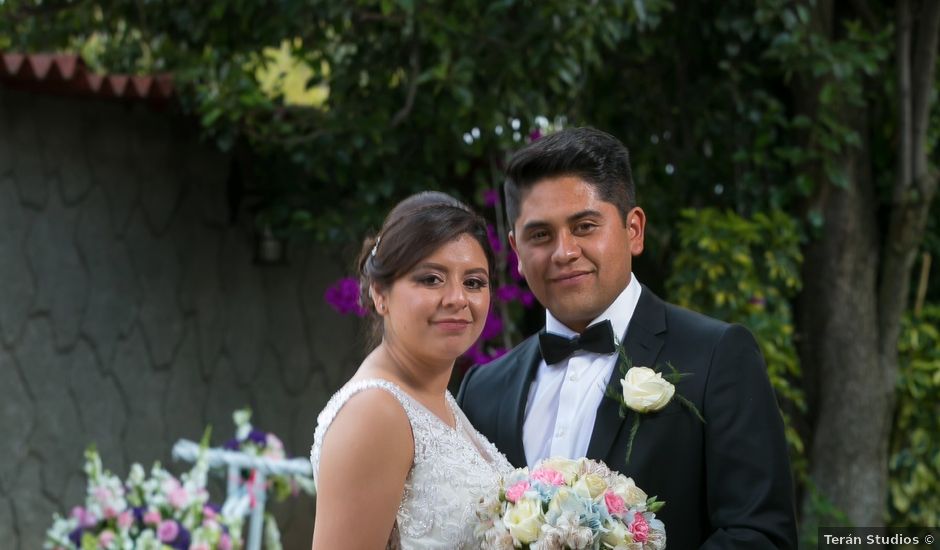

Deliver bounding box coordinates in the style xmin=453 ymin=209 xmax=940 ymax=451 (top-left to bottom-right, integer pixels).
xmin=605 ymin=341 xmax=705 ymax=463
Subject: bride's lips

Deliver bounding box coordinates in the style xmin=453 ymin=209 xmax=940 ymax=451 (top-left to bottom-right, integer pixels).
xmin=431 ymin=319 xmax=473 ymax=332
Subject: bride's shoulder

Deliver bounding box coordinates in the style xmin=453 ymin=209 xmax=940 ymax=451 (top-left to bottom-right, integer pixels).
xmin=316 ymin=381 xmax=414 ymax=467
xmin=323 ymin=380 xmax=412 ymax=436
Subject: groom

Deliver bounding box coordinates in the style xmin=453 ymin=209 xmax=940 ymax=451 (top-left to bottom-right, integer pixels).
xmin=458 ymin=127 xmax=797 ymax=549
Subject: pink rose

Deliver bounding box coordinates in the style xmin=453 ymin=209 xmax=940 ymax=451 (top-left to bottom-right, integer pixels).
xmin=219 ymin=533 xmax=233 ymax=550
xmin=117 ymin=511 xmax=133 ymax=530
xmin=157 ymin=520 xmax=179 ymax=542
xmin=191 ymin=544 xmax=210 ymax=550
xmin=203 ymin=506 xmax=218 ymax=520
xmin=143 ymin=509 xmax=162 ymax=525
xmin=103 ymin=506 xmax=118 ymax=519
xmin=530 ymin=468 xmax=565 ymax=486
xmin=505 ymin=481 xmax=530 ymax=503
xmin=630 ymin=513 xmax=650 ymax=543
xmin=98 ymin=530 xmax=115 ymax=546
xmin=604 ymin=490 xmax=626 ymax=516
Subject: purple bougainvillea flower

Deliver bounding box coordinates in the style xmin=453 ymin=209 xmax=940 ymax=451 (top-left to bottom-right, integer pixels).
xmin=529 ymin=129 xmax=542 ymax=142
xmin=480 ymin=310 xmax=504 ymax=341
xmin=486 ymin=224 xmax=503 ymax=254
xmin=463 ymin=345 xmax=489 ymax=365
xmin=483 ymin=188 xmax=500 ymax=207
xmin=324 ymin=277 xmax=368 ymax=317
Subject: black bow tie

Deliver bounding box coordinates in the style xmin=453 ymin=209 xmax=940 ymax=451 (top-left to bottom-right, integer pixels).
xmin=538 ymin=320 xmax=617 ymax=365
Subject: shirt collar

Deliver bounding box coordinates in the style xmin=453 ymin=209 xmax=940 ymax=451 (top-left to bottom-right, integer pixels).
xmin=544 ymin=274 xmax=642 ymax=342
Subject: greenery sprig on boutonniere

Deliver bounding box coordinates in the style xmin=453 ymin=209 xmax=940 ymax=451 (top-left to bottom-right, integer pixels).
xmin=605 ymin=341 xmax=705 ymax=464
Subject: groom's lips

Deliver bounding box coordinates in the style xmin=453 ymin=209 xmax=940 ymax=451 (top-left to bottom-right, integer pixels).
xmin=550 ymin=270 xmax=593 ymax=286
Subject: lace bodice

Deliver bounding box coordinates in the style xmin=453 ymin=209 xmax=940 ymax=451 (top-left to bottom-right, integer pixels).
xmin=310 ymin=379 xmax=513 ymax=549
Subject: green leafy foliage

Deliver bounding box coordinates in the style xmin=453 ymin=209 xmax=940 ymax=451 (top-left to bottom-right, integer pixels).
xmin=666 ymin=208 xmax=806 ymax=467
xmin=889 ymin=305 xmax=940 ymax=528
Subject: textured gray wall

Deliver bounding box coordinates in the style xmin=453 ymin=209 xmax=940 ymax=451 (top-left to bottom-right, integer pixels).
xmin=0 ymin=87 xmax=364 ymax=549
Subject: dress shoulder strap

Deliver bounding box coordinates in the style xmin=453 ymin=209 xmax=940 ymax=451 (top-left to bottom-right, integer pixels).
xmin=309 ymin=379 xmax=417 ymax=483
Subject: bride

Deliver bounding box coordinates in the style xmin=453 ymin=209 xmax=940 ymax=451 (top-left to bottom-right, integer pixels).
xmin=310 ymin=191 xmax=513 ymax=549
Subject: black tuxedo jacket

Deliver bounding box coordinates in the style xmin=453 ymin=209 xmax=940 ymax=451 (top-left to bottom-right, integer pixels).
xmin=457 ymin=286 xmax=798 ymax=550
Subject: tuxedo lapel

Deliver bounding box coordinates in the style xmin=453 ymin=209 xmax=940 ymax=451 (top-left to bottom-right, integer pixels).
xmin=498 ymin=335 xmax=542 ymax=468
xmin=586 ymin=286 xmax=667 ymax=462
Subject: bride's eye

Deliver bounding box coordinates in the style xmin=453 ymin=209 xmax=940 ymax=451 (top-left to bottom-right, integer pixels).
xmin=464 ymin=277 xmax=489 ymax=290
xmin=416 ymin=274 xmax=444 ymax=286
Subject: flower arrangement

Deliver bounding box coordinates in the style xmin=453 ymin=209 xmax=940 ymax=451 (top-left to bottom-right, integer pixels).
xmin=45 ymin=442 xmax=241 ymax=550
xmin=222 ymin=408 xmax=316 ymax=502
xmin=476 ymin=457 xmax=666 ymax=550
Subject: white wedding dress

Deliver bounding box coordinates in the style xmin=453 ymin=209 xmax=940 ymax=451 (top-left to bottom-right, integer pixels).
xmin=310 ymin=378 xmax=513 ymax=549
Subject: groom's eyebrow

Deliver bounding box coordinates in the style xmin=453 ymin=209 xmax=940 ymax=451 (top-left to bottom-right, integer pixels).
xmin=520 ymin=209 xmax=603 ymax=233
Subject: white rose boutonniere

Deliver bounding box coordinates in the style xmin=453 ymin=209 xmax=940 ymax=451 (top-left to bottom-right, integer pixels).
xmin=607 ymin=344 xmax=705 ymax=463
xmin=621 ymin=367 xmax=676 ymax=412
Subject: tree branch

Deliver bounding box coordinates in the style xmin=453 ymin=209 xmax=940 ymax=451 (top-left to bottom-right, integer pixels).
xmin=390 ymin=43 xmax=420 ymax=128
xmin=895 ymin=0 xmax=913 ymax=202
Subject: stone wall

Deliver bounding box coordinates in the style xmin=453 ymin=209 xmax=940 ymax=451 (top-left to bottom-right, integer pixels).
xmin=0 ymin=87 xmax=364 ymax=549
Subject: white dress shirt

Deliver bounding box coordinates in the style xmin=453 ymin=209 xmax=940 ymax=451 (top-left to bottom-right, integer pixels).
xmin=522 ymin=275 xmax=642 ymax=468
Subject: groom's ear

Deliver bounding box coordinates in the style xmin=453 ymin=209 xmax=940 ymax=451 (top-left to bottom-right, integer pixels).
xmin=508 ymin=231 xmax=525 ymax=280
xmin=627 ymin=207 xmax=646 ymax=256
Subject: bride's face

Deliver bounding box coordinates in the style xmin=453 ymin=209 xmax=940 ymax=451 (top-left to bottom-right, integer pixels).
xmin=377 ymin=233 xmax=491 ymax=364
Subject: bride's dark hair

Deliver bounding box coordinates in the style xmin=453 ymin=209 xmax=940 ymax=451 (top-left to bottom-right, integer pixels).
xmin=356 ymin=191 xmax=495 ymax=346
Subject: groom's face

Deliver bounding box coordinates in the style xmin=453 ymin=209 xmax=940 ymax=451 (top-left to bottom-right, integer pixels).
xmin=509 ymin=176 xmax=645 ymax=333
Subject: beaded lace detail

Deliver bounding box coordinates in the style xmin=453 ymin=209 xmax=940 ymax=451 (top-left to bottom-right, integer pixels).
xmin=310 ymin=379 xmax=512 ymax=549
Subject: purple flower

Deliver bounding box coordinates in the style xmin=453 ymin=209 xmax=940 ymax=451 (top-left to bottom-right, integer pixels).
xmin=223 ymin=438 xmax=240 ymax=450
xmin=483 ymin=188 xmax=501 ymax=207
xmin=247 ymin=429 xmax=267 ymax=446
xmin=496 ymin=284 xmax=536 ymax=307
xmin=324 ymin=277 xmax=368 ymax=317
xmin=463 ymin=345 xmax=490 ymax=365
xmin=68 ymin=527 xmax=85 ymax=545
xmin=486 ymin=224 xmax=503 ymax=254
xmin=480 ymin=310 xmax=504 ymax=341
xmin=529 ymin=129 xmax=542 ymax=142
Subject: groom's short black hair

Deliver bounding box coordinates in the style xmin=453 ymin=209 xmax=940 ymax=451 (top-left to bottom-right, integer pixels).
xmin=504 ymin=127 xmax=636 ymax=229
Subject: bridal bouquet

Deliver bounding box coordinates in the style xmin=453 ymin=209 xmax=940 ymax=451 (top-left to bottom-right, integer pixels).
xmin=45 ymin=445 xmax=242 ymax=550
xmin=476 ymin=457 xmax=666 ymax=550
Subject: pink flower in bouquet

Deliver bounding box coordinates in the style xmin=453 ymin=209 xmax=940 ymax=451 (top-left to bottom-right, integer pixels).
xmin=168 ymin=485 xmax=189 ymax=509
xmin=630 ymin=513 xmax=650 ymax=543
xmin=219 ymin=533 xmax=233 ymax=550
xmin=71 ymin=506 xmax=98 ymax=528
xmin=531 ymin=468 xmax=565 ymax=486
xmin=203 ymin=505 xmax=218 ymax=521
xmin=157 ymin=519 xmax=179 ymax=542
xmin=191 ymin=543 xmax=210 ymax=550
xmin=117 ymin=511 xmax=133 ymax=530
xmin=143 ymin=509 xmax=162 ymax=525
xmin=604 ymin=490 xmax=626 ymax=516
xmin=505 ymin=481 xmax=530 ymax=503
xmin=98 ymin=529 xmax=115 ymax=546
xmin=103 ymin=505 xmax=118 ymax=519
